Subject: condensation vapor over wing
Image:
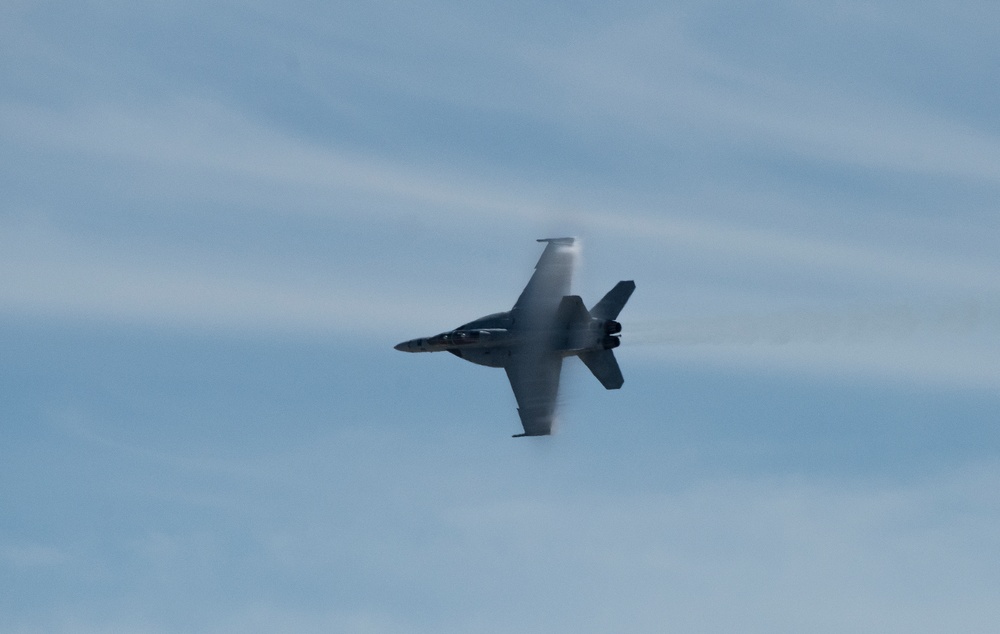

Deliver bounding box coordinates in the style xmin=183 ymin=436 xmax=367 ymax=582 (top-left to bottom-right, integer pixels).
xmin=512 ymin=237 xmax=579 ymax=329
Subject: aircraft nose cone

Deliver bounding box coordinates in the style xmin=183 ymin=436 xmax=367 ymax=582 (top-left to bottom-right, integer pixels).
xmin=394 ymin=342 xmax=408 ymax=352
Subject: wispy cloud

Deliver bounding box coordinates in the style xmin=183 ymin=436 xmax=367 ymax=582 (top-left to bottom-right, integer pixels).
xmin=4 ymin=97 xmax=999 ymax=391
xmin=0 ymin=215 xmax=476 ymax=335
xmin=5 ymin=98 xmax=997 ymax=288
xmin=29 ymin=452 xmax=999 ymax=633
xmin=16 ymin=406 xmax=999 ymax=633
xmin=508 ymin=6 xmax=1000 ymax=183
xmin=4 ymin=4 xmax=1000 ymax=633
xmin=0 ymin=539 xmax=67 ymax=568
xmin=403 ymin=461 xmax=1000 ymax=633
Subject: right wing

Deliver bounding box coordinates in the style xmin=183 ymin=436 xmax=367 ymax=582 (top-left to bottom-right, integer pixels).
xmin=504 ymin=350 xmax=563 ymax=437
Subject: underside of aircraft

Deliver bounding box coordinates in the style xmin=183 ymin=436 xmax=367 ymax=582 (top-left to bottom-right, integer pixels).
xmin=395 ymin=238 xmax=634 ymax=437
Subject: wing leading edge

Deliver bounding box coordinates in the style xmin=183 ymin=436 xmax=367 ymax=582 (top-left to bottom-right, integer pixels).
xmin=513 ymin=237 xmax=577 ymax=315
xmin=506 ymin=238 xmax=575 ymax=437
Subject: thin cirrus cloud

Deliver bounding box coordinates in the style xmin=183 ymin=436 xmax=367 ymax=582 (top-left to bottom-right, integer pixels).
xmin=3 ymin=97 xmax=999 ymax=355
xmin=0 ymin=216 xmax=472 ymax=336
xmin=2 ymin=3 xmax=998 ymax=393
xmin=3 ymin=5 xmax=1000 ymax=633
xmin=5 ymin=97 xmax=997 ymax=274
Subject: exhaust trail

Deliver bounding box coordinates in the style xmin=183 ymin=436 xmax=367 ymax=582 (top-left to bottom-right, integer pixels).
xmin=624 ymin=301 xmax=997 ymax=347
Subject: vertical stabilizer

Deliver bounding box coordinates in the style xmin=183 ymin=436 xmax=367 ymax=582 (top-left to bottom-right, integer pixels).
xmin=590 ymin=281 xmax=635 ymax=320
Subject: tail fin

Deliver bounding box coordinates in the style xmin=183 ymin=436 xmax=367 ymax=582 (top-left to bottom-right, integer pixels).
xmin=583 ymin=281 xmax=634 ymax=389
xmin=590 ymin=281 xmax=635 ymax=320
xmin=579 ymin=350 xmax=624 ymax=389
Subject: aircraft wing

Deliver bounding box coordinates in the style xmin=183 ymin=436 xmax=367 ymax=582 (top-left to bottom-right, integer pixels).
xmin=504 ymin=351 xmax=563 ymax=437
xmin=513 ymin=238 xmax=576 ymax=316
xmin=506 ymin=238 xmax=575 ymax=436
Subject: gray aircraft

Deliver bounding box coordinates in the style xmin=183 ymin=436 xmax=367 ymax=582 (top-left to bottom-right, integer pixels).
xmin=395 ymin=238 xmax=635 ymax=437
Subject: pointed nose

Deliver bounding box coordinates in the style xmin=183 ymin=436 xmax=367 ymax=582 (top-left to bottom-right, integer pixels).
xmin=395 ymin=338 xmax=422 ymax=352
xmin=395 ymin=337 xmax=428 ymax=352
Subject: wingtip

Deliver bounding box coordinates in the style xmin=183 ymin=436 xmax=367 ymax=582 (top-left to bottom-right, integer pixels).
xmin=537 ymin=237 xmax=575 ymax=245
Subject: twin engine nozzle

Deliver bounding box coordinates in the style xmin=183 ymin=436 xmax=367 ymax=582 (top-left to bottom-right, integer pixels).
xmin=602 ymin=320 xmax=622 ymax=349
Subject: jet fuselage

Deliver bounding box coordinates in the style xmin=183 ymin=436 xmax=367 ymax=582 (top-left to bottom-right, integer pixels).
xmin=394 ymin=308 xmax=622 ymax=368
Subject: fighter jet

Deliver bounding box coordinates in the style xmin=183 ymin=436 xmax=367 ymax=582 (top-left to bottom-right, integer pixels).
xmin=395 ymin=238 xmax=635 ymax=437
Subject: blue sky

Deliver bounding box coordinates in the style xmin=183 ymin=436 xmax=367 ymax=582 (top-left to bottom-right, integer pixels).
xmin=3 ymin=1 xmax=1000 ymax=631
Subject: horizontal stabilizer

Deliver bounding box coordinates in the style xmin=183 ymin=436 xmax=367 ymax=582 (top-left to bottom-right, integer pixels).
xmin=579 ymin=349 xmax=624 ymax=390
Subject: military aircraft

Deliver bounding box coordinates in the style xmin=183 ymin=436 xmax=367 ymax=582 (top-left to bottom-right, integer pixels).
xmin=395 ymin=238 xmax=634 ymax=437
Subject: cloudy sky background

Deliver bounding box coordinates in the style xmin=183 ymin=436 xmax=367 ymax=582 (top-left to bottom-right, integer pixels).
xmin=3 ymin=1 xmax=1000 ymax=631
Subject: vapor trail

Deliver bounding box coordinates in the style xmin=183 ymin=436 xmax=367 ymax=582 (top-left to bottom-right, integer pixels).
xmin=624 ymin=301 xmax=996 ymax=347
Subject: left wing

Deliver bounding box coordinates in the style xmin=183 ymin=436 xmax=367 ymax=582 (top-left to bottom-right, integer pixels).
xmin=504 ymin=350 xmax=563 ymax=437
xmin=513 ymin=238 xmax=576 ymax=317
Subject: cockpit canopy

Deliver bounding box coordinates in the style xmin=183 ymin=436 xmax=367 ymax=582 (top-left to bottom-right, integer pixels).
xmin=427 ymin=330 xmax=482 ymax=347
